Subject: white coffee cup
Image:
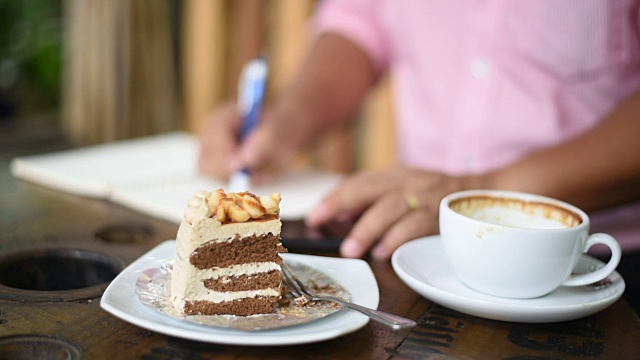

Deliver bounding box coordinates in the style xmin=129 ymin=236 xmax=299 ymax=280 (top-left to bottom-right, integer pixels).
xmin=439 ymin=190 xmax=621 ymax=299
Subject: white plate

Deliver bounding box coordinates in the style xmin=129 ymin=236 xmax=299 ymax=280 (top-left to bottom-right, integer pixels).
xmin=391 ymin=236 xmax=625 ymax=323
xmin=101 ymin=241 xmax=378 ymax=345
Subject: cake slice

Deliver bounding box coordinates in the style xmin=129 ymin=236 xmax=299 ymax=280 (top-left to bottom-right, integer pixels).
xmin=170 ymin=189 xmax=287 ymax=316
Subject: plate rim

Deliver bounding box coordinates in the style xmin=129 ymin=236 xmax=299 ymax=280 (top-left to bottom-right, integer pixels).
xmin=101 ymin=240 xmax=378 ymax=345
xmin=391 ymin=235 xmax=625 ymax=323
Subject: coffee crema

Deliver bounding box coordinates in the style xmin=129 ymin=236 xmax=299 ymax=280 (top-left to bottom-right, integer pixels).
xmin=449 ymin=196 xmax=582 ymax=229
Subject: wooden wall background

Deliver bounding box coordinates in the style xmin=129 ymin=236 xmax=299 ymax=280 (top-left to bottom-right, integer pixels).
xmin=62 ymin=0 xmax=178 ymax=145
xmin=62 ymin=0 xmax=396 ymax=173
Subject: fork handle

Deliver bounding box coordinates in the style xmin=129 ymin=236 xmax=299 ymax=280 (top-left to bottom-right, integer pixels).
xmin=326 ymin=296 xmax=416 ymax=330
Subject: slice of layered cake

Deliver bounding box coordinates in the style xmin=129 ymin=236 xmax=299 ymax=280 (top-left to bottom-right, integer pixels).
xmin=171 ymin=189 xmax=287 ymax=316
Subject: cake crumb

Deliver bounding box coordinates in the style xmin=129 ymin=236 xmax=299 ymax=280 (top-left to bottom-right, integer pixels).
xmin=293 ymin=295 xmax=310 ymax=307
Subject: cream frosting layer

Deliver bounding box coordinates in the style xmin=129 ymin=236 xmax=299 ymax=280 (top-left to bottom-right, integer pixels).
xmin=171 ymin=219 xmax=282 ymax=314
xmin=171 ymin=260 xmax=281 ymax=310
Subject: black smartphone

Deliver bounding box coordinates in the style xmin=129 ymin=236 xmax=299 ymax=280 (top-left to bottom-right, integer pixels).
xmin=280 ymin=219 xmax=353 ymax=253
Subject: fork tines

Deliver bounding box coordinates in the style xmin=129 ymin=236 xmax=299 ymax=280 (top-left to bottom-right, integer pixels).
xmin=281 ymin=263 xmax=308 ymax=298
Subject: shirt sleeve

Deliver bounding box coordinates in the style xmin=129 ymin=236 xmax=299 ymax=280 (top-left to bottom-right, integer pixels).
xmin=312 ymin=0 xmax=390 ymax=73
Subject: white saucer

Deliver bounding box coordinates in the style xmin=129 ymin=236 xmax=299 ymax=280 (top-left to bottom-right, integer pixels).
xmin=391 ymin=235 xmax=625 ymax=323
xmin=101 ymin=241 xmax=378 ymax=345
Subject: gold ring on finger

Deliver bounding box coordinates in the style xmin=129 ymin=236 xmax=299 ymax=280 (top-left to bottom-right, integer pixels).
xmin=405 ymin=194 xmax=419 ymax=211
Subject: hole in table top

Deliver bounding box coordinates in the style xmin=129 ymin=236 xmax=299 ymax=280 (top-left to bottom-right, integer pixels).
xmin=0 ymin=247 xmax=123 ymax=302
xmin=0 ymin=335 xmax=81 ymax=360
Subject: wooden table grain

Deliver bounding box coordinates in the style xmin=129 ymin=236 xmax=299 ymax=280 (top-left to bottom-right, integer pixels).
xmin=1 ymin=152 xmax=639 ymax=359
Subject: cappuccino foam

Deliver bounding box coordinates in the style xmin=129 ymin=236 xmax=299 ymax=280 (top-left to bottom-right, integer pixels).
xmin=450 ymin=196 xmax=582 ymax=229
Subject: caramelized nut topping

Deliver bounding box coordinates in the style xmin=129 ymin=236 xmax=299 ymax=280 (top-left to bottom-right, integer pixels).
xmin=200 ymin=189 xmax=280 ymax=223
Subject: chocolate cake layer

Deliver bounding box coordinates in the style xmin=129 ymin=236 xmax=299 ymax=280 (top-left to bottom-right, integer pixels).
xmin=184 ymin=296 xmax=279 ymax=316
xmin=190 ymin=233 xmax=284 ymax=269
xmin=203 ymin=269 xmax=281 ymax=292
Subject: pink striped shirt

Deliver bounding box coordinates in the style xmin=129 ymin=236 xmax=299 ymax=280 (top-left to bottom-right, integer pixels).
xmin=314 ymin=0 xmax=640 ymax=251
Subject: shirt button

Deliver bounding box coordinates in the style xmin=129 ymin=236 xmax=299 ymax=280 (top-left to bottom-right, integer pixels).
xmin=470 ymin=58 xmax=491 ymax=79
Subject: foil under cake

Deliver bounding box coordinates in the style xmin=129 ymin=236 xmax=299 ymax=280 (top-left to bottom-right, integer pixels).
xmin=135 ymin=261 xmax=351 ymax=331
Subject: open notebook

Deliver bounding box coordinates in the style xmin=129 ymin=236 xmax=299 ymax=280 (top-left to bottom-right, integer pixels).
xmin=10 ymin=132 xmax=342 ymax=223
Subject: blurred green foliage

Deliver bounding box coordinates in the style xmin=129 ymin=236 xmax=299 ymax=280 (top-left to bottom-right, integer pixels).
xmin=0 ymin=0 xmax=62 ymax=120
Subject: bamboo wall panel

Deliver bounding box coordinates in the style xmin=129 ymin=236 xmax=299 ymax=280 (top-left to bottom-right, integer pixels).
xmin=358 ymin=75 xmax=396 ymax=170
xmin=62 ymin=0 xmax=178 ymax=145
xmin=181 ymin=0 xmax=227 ymax=134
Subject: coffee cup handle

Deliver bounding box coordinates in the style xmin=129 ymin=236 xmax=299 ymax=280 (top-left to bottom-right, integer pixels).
xmin=562 ymin=233 xmax=621 ymax=287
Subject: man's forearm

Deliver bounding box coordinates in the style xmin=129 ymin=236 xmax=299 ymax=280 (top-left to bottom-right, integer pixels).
xmin=488 ymin=89 xmax=640 ymax=211
xmin=271 ymin=32 xmax=378 ymax=151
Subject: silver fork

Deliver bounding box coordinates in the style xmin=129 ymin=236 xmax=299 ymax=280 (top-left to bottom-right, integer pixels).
xmin=281 ymin=263 xmax=416 ymax=331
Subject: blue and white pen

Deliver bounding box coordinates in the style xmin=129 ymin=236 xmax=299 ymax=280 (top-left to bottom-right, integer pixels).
xmin=228 ymin=57 xmax=269 ymax=193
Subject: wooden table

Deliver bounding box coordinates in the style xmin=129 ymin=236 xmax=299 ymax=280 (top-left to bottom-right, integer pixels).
xmin=1 ymin=147 xmax=640 ymax=359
